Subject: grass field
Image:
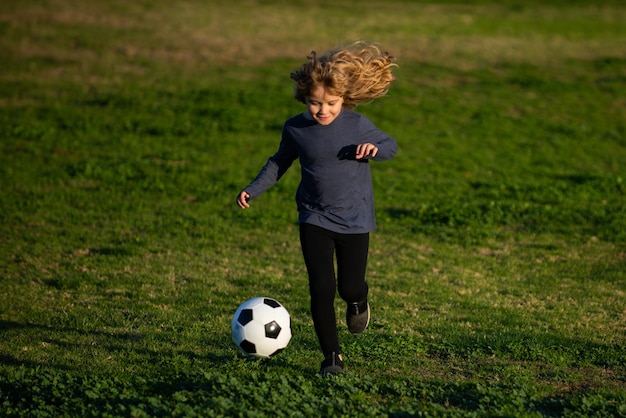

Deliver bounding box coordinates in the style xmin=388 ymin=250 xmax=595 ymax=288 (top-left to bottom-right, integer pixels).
xmin=1 ymin=0 xmax=625 ymax=416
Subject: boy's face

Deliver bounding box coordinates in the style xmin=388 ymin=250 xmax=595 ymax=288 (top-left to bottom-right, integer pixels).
xmin=305 ymin=85 xmax=344 ymax=126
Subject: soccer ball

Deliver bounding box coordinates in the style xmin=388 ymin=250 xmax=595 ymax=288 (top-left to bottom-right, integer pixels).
xmin=231 ymin=297 xmax=292 ymax=358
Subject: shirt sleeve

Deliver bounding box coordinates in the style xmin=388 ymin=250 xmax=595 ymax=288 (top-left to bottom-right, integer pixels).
xmin=243 ymin=128 xmax=299 ymax=199
xmin=358 ymin=115 xmax=398 ymax=161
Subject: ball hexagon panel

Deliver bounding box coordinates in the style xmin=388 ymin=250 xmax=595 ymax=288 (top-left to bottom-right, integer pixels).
xmin=263 ymin=298 xmax=280 ymax=308
xmin=239 ymin=339 xmax=256 ymax=354
xmin=237 ymin=309 xmax=253 ymax=326
xmin=264 ymin=320 xmax=281 ymax=339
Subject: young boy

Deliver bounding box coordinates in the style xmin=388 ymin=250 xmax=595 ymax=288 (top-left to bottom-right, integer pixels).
xmin=237 ymin=42 xmax=398 ymax=374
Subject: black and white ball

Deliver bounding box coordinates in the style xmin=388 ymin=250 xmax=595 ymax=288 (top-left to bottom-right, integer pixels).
xmin=231 ymin=297 xmax=292 ymax=358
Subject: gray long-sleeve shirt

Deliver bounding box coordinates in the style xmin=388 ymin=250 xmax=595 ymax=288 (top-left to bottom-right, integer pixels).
xmin=244 ymin=109 xmax=398 ymax=233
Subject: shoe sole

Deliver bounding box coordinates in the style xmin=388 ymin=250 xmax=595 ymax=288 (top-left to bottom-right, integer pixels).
xmin=347 ymin=303 xmax=370 ymax=335
xmin=320 ymin=365 xmax=343 ymax=375
xmin=320 ymin=353 xmax=344 ymax=375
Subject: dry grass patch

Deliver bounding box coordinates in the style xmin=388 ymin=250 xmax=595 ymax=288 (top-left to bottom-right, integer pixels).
xmin=2 ymin=0 xmax=624 ymax=85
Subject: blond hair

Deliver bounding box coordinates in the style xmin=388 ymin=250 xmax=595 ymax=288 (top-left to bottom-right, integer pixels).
xmin=290 ymin=41 xmax=397 ymax=109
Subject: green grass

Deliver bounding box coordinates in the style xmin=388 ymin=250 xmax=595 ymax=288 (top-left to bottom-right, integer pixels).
xmin=1 ymin=0 xmax=625 ymax=416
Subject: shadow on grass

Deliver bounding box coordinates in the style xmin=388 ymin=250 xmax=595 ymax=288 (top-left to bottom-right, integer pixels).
xmin=2 ymin=319 xmax=623 ymax=416
xmin=3 ymin=327 xmax=624 ymax=416
xmin=0 ymin=319 xmax=238 ymax=372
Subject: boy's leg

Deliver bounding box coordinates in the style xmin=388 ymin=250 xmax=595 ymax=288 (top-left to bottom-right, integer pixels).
xmin=299 ymin=223 xmax=340 ymax=356
xmin=336 ymin=232 xmax=370 ymax=334
xmin=336 ymin=232 xmax=369 ymax=304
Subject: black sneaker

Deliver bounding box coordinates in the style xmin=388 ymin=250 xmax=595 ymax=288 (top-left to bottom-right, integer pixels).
xmin=346 ymin=300 xmax=370 ymax=335
xmin=320 ymin=352 xmax=344 ymax=375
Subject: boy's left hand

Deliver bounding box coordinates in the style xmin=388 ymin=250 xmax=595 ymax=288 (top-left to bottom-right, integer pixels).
xmin=355 ymin=143 xmax=378 ymax=159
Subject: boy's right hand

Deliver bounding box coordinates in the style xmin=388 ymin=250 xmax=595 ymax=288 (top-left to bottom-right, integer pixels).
xmin=237 ymin=191 xmax=251 ymax=209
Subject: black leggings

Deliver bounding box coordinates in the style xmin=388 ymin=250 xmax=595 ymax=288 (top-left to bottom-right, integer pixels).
xmin=299 ymin=223 xmax=369 ymax=356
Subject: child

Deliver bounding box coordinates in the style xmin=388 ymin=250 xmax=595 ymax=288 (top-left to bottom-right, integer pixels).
xmin=236 ymin=41 xmax=398 ymax=375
